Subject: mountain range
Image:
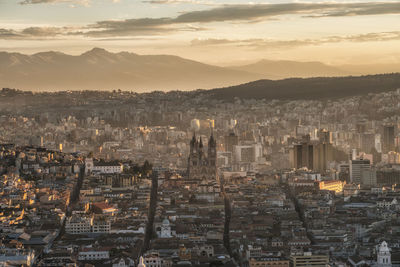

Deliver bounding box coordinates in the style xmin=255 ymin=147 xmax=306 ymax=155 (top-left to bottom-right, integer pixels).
xmin=0 ymin=48 xmax=260 ymax=91
xmin=0 ymin=48 xmax=399 ymax=92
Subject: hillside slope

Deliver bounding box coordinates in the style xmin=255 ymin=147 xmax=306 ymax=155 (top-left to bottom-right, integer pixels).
xmin=204 ymin=74 xmax=400 ymax=100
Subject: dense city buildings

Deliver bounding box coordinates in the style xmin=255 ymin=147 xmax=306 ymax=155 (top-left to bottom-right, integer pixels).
xmin=1 ymin=87 xmax=400 ymax=266
xmin=3 ymin=0 xmax=400 ymax=265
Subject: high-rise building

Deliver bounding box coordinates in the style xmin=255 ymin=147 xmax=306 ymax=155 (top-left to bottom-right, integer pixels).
xmin=339 ymin=163 xmax=350 ymax=182
xmin=318 ymin=129 xmax=332 ymax=144
xmin=291 ymin=142 xmax=314 ymax=170
xmin=383 ymin=125 xmax=395 ymax=153
xmin=224 ymin=132 xmax=238 ymax=154
xmin=290 ymin=134 xmax=333 ymax=173
xmin=361 ymin=168 xmax=377 ymax=186
xmin=233 ymin=144 xmax=262 ymax=163
xmin=350 ymin=158 xmax=370 ymax=184
xmin=313 ymin=142 xmax=333 ymax=174
xmin=360 ymin=133 xmax=375 ymax=153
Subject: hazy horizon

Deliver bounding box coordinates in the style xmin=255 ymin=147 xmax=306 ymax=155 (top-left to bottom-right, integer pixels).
xmin=3 ymin=46 xmax=400 ymax=67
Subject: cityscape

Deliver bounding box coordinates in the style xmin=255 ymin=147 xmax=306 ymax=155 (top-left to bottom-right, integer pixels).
xmin=1 ymin=0 xmax=400 ymax=267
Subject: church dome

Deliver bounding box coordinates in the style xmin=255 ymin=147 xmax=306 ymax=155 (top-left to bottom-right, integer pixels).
xmin=379 ymin=241 xmax=390 ymax=253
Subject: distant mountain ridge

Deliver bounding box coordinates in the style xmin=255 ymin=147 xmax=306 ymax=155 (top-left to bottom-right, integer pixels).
xmin=0 ymin=48 xmax=262 ymax=92
xmin=0 ymin=48 xmax=399 ymax=92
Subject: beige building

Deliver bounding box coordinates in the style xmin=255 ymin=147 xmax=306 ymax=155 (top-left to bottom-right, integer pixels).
xmin=289 ymin=253 xmax=329 ymax=267
xmin=249 ymin=258 xmax=289 ymax=267
xmin=318 ymin=180 xmax=345 ymax=194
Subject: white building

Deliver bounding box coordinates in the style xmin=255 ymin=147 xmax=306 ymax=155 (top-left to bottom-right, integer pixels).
xmin=85 ymin=157 xmax=123 ymax=174
xmin=159 ymin=219 xmax=172 ymax=238
xmin=78 ymin=250 xmax=110 ymax=261
xmin=65 ymin=215 xmax=111 ymax=234
xmin=92 ymin=162 xmax=123 ymax=174
xmin=85 ymin=157 xmax=94 ymax=174
xmin=142 ymin=254 xmax=162 ymax=267
xmin=193 ymin=244 xmax=214 ymax=258
xmin=65 ymin=215 xmax=91 ymax=234
xmin=246 ymin=245 xmax=262 ymax=260
xmin=138 ymin=252 xmax=172 ymax=267
xmin=91 ymin=216 xmax=111 ymax=233
xmin=112 ymin=257 xmax=135 ymax=267
xmin=376 ymin=241 xmax=391 ymax=267
xmin=377 ymin=198 xmax=398 ymax=209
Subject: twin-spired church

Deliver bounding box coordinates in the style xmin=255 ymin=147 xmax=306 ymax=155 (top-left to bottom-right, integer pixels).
xmin=187 ymin=134 xmax=217 ymax=181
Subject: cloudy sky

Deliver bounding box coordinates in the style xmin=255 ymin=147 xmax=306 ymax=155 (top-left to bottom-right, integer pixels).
xmin=1 ymin=0 xmax=400 ymax=65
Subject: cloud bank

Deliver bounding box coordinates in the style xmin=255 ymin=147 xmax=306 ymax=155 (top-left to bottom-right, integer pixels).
xmin=3 ymin=2 xmax=400 ymax=39
xmin=191 ymin=31 xmax=400 ymax=49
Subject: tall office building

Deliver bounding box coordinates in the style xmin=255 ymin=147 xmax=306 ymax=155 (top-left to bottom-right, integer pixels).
xmin=318 ymin=129 xmax=332 ymax=144
xmin=361 ymin=168 xmax=377 ymax=186
xmin=350 ymin=158 xmax=371 ymax=184
xmin=290 ymin=134 xmax=333 ymax=173
xmin=224 ymin=132 xmax=239 ymax=154
xmin=233 ymin=144 xmax=262 ymax=163
xmin=383 ymin=125 xmax=395 ymax=153
xmin=291 ymin=135 xmax=314 ymax=170
xmin=313 ymin=142 xmax=333 ymax=174
xmin=360 ymin=133 xmax=375 ymax=153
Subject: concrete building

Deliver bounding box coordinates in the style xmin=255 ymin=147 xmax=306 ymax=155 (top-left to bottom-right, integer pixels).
xmin=383 ymin=125 xmax=395 ymax=153
xmin=350 ymin=159 xmax=371 ymax=184
xmin=78 ymin=250 xmax=110 ymax=261
xmin=249 ymin=258 xmax=289 ymax=267
xmin=289 ymin=253 xmax=329 ymax=267
xmin=224 ymin=132 xmax=238 ymax=154
xmin=65 ymin=215 xmax=91 ymax=234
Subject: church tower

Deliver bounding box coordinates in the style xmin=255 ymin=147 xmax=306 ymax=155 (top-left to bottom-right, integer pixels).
xmin=137 ymin=256 xmax=146 ymax=267
xmin=377 ymin=241 xmax=392 ymax=267
xmin=189 ymin=134 xmax=199 ymax=167
xmin=160 ymin=219 xmax=172 ymax=238
xmin=85 ymin=157 xmax=93 ymax=175
xmin=208 ymin=134 xmax=217 ymax=167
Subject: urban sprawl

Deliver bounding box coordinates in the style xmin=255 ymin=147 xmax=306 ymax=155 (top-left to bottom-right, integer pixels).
xmin=1 ymin=88 xmax=400 ymax=267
